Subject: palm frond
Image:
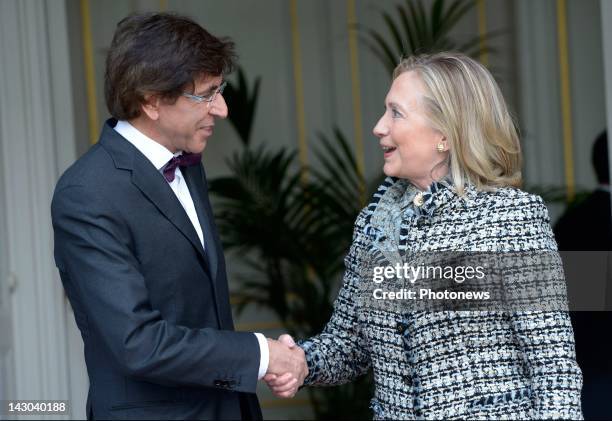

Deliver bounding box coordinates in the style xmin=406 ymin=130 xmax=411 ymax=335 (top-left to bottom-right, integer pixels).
xmin=223 ymin=66 xmax=261 ymax=146
xmin=361 ymin=0 xmax=496 ymax=71
xmin=365 ymin=28 xmax=401 ymax=73
xmin=436 ymin=0 xmax=474 ymax=40
xmin=431 ymin=0 xmax=446 ymax=34
xmin=397 ymin=4 xmax=417 ymax=57
xmin=382 ymin=11 xmax=406 ymax=58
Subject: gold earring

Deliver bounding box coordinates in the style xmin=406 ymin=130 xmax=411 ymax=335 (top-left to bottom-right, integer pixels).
xmin=437 ymin=143 xmax=445 ymax=152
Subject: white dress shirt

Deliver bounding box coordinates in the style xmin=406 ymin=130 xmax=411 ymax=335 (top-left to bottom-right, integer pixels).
xmin=114 ymin=120 xmax=269 ymax=379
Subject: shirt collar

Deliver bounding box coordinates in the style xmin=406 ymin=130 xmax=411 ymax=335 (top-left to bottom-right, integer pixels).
xmin=114 ymin=120 xmax=180 ymax=171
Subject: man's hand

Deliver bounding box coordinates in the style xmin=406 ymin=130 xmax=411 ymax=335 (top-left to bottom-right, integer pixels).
xmin=264 ymin=334 xmax=307 ymax=398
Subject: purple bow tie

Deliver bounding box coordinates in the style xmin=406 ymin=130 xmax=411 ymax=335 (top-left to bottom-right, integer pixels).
xmin=162 ymin=152 xmax=201 ymax=182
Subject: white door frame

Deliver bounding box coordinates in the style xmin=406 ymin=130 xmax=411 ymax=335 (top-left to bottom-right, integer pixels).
xmin=0 ymin=0 xmax=87 ymax=419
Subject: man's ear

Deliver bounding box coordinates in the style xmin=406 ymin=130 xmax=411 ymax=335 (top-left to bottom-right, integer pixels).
xmin=140 ymin=94 xmax=161 ymax=120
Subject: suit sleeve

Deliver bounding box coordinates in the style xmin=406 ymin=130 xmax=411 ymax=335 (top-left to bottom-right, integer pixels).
xmin=502 ymin=196 xmax=583 ymax=419
xmin=298 ymin=209 xmax=371 ymax=386
xmin=51 ymin=184 xmax=260 ymax=393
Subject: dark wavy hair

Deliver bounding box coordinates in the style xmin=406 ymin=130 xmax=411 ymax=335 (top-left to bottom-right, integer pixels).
xmin=104 ymin=12 xmax=236 ymax=120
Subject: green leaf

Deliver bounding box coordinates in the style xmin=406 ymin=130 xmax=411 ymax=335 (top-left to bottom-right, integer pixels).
xmin=397 ymin=4 xmax=416 ymax=56
xmin=406 ymin=0 xmax=426 ymax=51
xmin=365 ymin=29 xmax=399 ymax=73
xmin=224 ymin=66 xmax=261 ymax=146
xmin=382 ymin=11 xmax=405 ymax=57
xmin=431 ymin=0 xmax=446 ymax=33
xmin=437 ymin=0 xmax=475 ymax=40
xmin=414 ymin=0 xmax=431 ymax=47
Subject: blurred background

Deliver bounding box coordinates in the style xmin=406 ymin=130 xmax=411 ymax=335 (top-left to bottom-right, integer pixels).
xmin=0 ymin=0 xmax=611 ymax=419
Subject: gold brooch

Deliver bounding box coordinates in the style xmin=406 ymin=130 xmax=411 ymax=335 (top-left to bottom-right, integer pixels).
xmin=413 ymin=192 xmax=424 ymax=207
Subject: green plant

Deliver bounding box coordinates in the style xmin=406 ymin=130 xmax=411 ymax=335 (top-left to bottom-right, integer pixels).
xmin=209 ymin=131 xmax=364 ymax=337
xmin=362 ymin=0 xmax=502 ymax=74
xmin=222 ymin=66 xmax=261 ymax=146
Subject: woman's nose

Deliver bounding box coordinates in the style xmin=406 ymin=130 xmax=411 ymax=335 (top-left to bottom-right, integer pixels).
xmin=373 ymin=116 xmax=388 ymax=138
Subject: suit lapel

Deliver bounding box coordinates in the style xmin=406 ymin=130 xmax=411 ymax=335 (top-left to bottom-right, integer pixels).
xmin=131 ymin=155 xmax=209 ymax=265
xmin=183 ymin=164 xmax=219 ymax=282
xmin=184 ymin=164 xmax=240 ymax=331
xmin=98 ymin=122 xmax=209 ymax=271
xmin=129 ymin=150 xmax=226 ymax=330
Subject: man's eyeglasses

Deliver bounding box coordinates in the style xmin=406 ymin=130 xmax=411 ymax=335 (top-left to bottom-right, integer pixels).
xmin=182 ymin=81 xmax=227 ymax=105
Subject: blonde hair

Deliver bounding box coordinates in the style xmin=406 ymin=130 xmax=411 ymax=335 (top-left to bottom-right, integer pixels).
xmin=393 ymin=52 xmax=522 ymax=193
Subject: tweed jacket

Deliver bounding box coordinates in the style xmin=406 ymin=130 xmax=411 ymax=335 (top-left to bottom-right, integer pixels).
xmin=300 ymin=177 xmax=583 ymax=420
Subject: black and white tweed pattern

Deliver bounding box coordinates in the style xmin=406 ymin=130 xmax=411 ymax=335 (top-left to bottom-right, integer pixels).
xmin=300 ymin=178 xmax=583 ymax=420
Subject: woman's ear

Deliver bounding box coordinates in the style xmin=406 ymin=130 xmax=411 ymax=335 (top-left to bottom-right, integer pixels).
xmin=441 ymin=137 xmax=449 ymax=151
xmin=436 ymin=137 xmax=449 ymax=153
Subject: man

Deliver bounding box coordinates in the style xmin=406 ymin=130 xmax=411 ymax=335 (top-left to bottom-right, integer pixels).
xmin=51 ymin=13 xmax=306 ymax=420
xmin=554 ymin=130 xmax=612 ymax=420
xmin=554 ymin=130 xmax=612 ymax=250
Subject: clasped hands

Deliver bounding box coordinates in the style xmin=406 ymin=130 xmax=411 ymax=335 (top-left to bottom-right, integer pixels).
xmin=264 ymin=334 xmax=307 ymax=398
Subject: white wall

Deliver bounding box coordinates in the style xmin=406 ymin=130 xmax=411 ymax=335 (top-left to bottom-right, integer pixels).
xmin=0 ymin=69 xmax=15 ymax=407
xmin=567 ymin=0 xmax=606 ymax=188
xmin=515 ymin=0 xmax=605 ymax=223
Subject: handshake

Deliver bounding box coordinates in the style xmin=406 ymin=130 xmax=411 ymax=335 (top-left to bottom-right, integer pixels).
xmin=264 ymin=334 xmax=308 ymax=398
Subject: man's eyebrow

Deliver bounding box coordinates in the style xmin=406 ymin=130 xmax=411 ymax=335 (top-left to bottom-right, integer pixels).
xmin=195 ymin=81 xmax=223 ymax=96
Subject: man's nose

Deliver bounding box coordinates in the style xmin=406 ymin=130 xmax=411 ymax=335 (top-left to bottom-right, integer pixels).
xmin=209 ymin=94 xmax=228 ymax=118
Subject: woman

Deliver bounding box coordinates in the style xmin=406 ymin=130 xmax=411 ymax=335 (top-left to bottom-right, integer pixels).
xmin=266 ymin=52 xmax=583 ymax=419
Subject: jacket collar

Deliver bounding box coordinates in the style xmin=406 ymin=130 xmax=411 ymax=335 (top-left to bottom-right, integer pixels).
xmin=369 ymin=176 xmax=473 ymax=222
xmin=98 ymin=119 xmax=209 ymax=262
xmin=113 ymin=119 xmax=176 ymax=171
xmin=97 ymin=118 xmax=137 ymax=171
xmin=364 ymin=176 xmax=479 ymax=255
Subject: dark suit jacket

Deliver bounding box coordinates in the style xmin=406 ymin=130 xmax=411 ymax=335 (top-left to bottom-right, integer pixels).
xmin=554 ymin=188 xmax=612 ymax=251
xmin=553 ymin=188 xmax=612 ymax=419
xmin=51 ymin=119 xmax=262 ymax=420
